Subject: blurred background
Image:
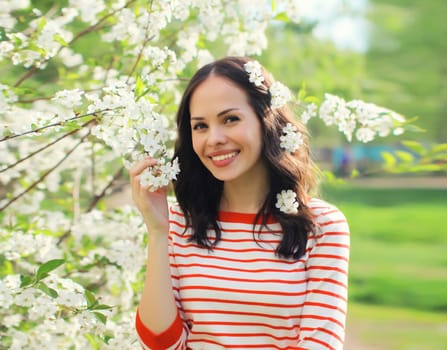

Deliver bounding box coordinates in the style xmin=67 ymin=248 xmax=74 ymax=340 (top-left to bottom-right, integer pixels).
xmin=257 ymin=1 xmax=447 ymax=349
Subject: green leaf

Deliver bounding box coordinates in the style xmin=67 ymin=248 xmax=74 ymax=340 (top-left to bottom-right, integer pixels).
xmin=395 ymin=150 xmax=414 ymax=163
xmin=37 ymin=17 xmax=47 ymax=32
xmin=431 ymin=143 xmax=447 ymax=153
xmin=381 ymin=151 xmax=396 ymax=168
xmin=297 ymin=82 xmax=307 ymax=101
xmin=53 ymin=33 xmax=68 ymax=47
xmin=351 ymin=168 xmax=360 ymax=178
xmin=274 ymin=12 xmax=290 ymax=22
xmin=271 ymin=0 xmax=276 ymax=12
xmin=38 ymin=282 xmax=58 ymax=298
xmin=91 ymin=304 xmax=113 ymax=310
xmin=36 ymin=259 xmax=65 ymax=281
xmin=409 ymin=164 xmax=442 ymax=172
xmin=84 ymin=333 xmax=101 ymax=350
xmin=20 ymin=275 xmax=34 ymax=288
xmin=135 ymin=75 xmax=145 ymax=97
xmin=63 ymin=120 xmax=82 ymax=131
xmin=93 ymin=312 xmax=107 ymax=324
xmin=304 ymin=96 xmax=319 ymax=104
xmin=401 ymin=140 xmax=426 ymax=155
xmin=85 ymin=289 xmax=97 ymax=308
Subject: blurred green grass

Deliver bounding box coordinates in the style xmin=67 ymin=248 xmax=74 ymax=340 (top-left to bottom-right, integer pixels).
xmin=322 ymin=183 xmax=447 ymax=348
xmin=321 ymin=184 xmax=447 ymax=311
xmin=346 ymin=302 xmax=447 ymax=350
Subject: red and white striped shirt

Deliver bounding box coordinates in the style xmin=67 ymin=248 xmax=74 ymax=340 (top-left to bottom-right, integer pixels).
xmin=136 ymin=198 xmax=350 ymax=350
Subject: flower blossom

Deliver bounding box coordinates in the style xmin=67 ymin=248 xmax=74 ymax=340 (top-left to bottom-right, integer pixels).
xmin=280 ymin=123 xmax=303 ymax=154
xmin=301 ymin=103 xmax=317 ymax=124
xmin=269 ymin=81 xmax=292 ymax=109
xmin=139 ymin=158 xmax=180 ymax=190
xmin=243 ymin=60 xmax=264 ymax=86
xmin=276 ymin=189 xmax=299 ymax=214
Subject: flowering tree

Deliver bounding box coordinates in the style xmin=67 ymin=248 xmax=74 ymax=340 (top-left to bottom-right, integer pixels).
xmin=0 ymin=1 xmax=407 ymax=349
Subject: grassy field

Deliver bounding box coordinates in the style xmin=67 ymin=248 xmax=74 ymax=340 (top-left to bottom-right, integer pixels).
xmin=345 ymin=302 xmax=447 ymax=350
xmin=321 ymin=183 xmax=447 ymax=349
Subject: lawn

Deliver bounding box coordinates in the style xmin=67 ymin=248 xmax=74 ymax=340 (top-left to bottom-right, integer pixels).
xmin=346 ymin=302 xmax=447 ymax=350
xmin=321 ymin=183 xmax=447 ymax=349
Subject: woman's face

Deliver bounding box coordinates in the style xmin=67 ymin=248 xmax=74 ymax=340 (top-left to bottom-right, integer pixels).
xmin=189 ymin=75 xmax=266 ymax=184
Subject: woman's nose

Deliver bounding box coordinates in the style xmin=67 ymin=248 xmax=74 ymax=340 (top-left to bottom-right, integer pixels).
xmin=207 ymin=126 xmax=227 ymax=146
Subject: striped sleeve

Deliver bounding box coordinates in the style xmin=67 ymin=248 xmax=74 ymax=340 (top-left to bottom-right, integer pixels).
xmin=297 ymin=200 xmax=350 ymax=350
xmin=135 ymin=309 xmax=185 ymax=349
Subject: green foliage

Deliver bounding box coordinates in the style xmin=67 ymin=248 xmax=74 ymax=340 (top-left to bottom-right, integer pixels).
xmin=19 ymin=259 xmax=65 ymax=290
xmin=382 ymin=140 xmax=447 ymax=173
xmin=261 ymin=25 xmax=367 ymax=146
xmin=365 ymin=0 xmax=447 ymax=142
xmin=323 ymin=184 xmax=447 ymax=312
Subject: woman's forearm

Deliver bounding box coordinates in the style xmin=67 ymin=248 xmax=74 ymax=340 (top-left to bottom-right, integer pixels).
xmin=137 ymin=233 xmax=178 ymax=334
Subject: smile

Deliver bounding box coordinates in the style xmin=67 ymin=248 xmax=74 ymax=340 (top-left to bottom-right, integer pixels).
xmin=210 ymin=151 xmax=239 ymax=162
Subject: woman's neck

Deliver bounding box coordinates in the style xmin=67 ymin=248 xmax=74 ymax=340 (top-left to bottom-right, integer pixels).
xmin=220 ymin=174 xmax=269 ymax=213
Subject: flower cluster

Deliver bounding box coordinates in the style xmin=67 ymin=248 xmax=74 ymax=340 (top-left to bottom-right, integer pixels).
xmin=270 ymin=81 xmax=292 ymax=109
xmin=243 ymin=60 xmax=265 ymax=86
xmin=244 ymin=60 xmax=292 ymax=109
xmin=139 ymin=158 xmax=180 ymax=190
xmin=280 ymin=123 xmax=303 ymax=154
xmin=2 ymin=1 xmax=302 ymax=346
xmin=276 ymin=190 xmax=299 ymax=214
xmin=315 ymin=93 xmax=405 ymax=143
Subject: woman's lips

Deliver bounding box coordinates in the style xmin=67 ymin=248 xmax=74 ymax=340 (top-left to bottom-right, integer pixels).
xmin=209 ymin=151 xmax=239 ymax=167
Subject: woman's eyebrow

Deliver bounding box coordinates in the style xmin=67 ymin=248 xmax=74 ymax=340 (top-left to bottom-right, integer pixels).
xmin=191 ymin=108 xmax=240 ymax=121
xmin=217 ymin=108 xmax=240 ymax=117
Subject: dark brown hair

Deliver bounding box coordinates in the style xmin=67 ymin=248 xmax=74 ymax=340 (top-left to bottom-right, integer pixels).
xmin=173 ymin=56 xmax=318 ymax=259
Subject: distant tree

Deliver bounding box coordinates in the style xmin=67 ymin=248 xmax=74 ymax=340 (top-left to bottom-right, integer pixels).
xmin=364 ymin=0 xmax=447 ymax=142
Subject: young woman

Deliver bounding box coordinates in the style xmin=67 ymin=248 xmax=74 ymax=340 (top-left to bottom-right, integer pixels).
xmin=130 ymin=56 xmax=350 ymax=350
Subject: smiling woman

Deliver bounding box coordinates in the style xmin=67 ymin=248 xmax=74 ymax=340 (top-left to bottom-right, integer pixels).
xmin=190 ymin=75 xmax=265 ymax=188
xmin=129 ymin=57 xmax=350 ymax=350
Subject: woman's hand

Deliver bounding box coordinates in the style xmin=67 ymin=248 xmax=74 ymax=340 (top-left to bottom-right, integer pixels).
xmin=129 ymin=157 xmax=169 ymax=236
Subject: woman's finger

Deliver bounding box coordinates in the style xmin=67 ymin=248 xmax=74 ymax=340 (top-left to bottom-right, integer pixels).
xmin=129 ymin=157 xmax=158 ymax=178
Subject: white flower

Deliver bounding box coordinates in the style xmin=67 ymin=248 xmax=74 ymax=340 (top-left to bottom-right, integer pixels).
xmin=139 ymin=158 xmax=180 ymax=190
xmin=269 ymin=81 xmax=291 ymax=109
xmin=52 ymin=89 xmax=84 ymax=108
xmin=14 ymin=289 xmax=38 ymax=307
xmin=275 ymin=190 xmax=299 ymax=214
xmin=279 ymin=123 xmax=303 ymax=154
xmin=355 ymin=127 xmax=375 ymax=143
xmin=301 ymin=103 xmax=317 ymax=124
xmin=244 ymin=60 xmax=264 ymax=87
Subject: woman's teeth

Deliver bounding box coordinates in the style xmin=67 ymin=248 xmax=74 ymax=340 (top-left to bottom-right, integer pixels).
xmin=211 ymin=152 xmax=238 ymax=161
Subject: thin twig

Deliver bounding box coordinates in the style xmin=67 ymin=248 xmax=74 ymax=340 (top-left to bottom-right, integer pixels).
xmin=57 ymin=165 xmax=125 ymax=246
xmin=87 ymin=166 xmax=124 ymax=212
xmin=0 ymin=132 xmax=90 ymax=212
xmin=0 ymin=110 xmax=106 ymax=142
xmin=13 ymin=67 xmax=39 ymax=88
xmin=13 ymin=0 xmax=137 ymax=87
xmin=0 ymin=119 xmax=94 ymax=173
xmin=126 ymin=0 xmax=154 ymax=81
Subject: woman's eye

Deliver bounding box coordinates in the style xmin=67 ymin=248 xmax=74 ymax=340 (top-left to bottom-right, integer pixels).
xmin=192 ymin=122 xmax=207 ymax=130
xmin=224 ymin=115 xmax=240 ymax=124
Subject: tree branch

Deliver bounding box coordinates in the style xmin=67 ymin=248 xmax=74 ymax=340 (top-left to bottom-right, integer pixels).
xmin=0 ymin=132 xmax=90 ymax=212
xmin=0 ymin=111 xmax=105 ymax=142
xmin=13 ymin=0 xmax=137 ymax=87
xmin=127 ymin=0 xmax=155 ymax=80
xmin=87 ymin=166 xmax=125 ymax=212
xmin=0 ymin=120 xmax=94 ymax=173
xmin=57 ymin=165 xmax=125 ymax=246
